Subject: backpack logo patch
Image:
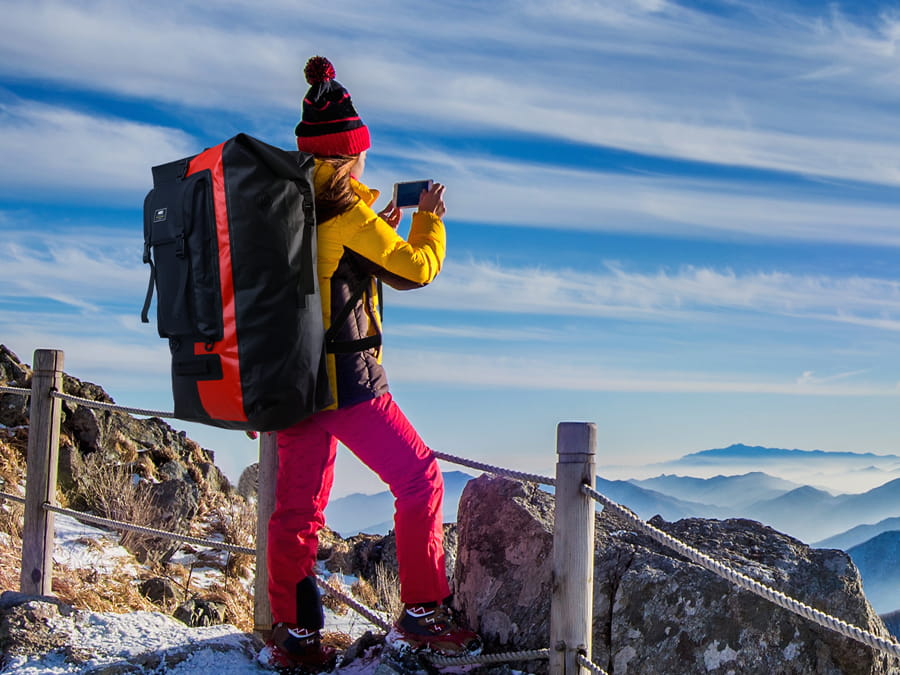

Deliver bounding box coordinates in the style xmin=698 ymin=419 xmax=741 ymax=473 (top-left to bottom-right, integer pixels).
xmin=153 ymin=208 xmax=168 ymax=223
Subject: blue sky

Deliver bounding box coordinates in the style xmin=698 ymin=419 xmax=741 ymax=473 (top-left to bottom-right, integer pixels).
xmin=3 ymin=0 xmax=900 ymax=495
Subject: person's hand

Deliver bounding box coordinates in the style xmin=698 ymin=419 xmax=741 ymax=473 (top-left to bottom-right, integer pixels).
xmin=378 ymin=202 xmax=402 ymax=229
xmin=417 ymin=183 xmax=446 ymax=219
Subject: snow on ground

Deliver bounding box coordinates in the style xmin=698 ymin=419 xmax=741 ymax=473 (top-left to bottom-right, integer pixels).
xmin=1 ymin=603 xmax=388 ymax=674
xmin=3 ymin=518 xmax=390 ymax=674
xmin=51 ymin=513 xmax=139 ymax=574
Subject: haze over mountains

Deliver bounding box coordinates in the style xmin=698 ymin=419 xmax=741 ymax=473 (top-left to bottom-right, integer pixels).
xmin=330 ymin=443 xmax=900 ymax=544
xmin=326 ymin=443 xmax=900 ymax=612
xmin=606 ymin=443 xmax=900 ymax=495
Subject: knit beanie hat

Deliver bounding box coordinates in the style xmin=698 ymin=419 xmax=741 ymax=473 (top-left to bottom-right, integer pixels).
xmin=295 ymin=56 xmax=371 ymax=156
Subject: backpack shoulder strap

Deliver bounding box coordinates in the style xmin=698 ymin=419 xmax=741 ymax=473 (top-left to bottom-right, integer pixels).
xmin=324 ymin=277 xmax=383 ymax=354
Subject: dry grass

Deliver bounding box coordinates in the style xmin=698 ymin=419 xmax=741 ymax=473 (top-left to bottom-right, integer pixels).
xmin=70 ymin=453 xmax=161 ymax=554
xmin=0 ymin=499 xmax=24 ymax=541
xmin=321 ymin=574 xmax=350 ymax=615
xmin=197 ymin=583 xmax=255 ymax=633
xmin=51 ymin=564 xmax=158 ymax=615
xmin=0 ymin=434 xmax=27 ymax=590
xmin=372 ymin=563 xmax=403 ymax=619
xmin=0 ymin=530 xmax=21 ymax=591
xmin=351 ymin=577 xmax=378 ymax=609
xmin=207 ymin=493 xmax=257 ymax=582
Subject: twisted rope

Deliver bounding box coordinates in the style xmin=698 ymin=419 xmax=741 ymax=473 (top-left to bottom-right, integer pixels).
xmin=314 ymin=573 xmax=550 ymax=667
xmin=314 ymin=576 xmax=393 ymax=632
xmin=577 ymin=652 xmax=610 ymax=675
xmin=0 ymin=489 xmax=26 ymax=505
xmin=433 ymin=450 xmax=555 ymax=486
xmin=0 ymin=385 xmax=30 ymax=396
xmin=428 ymin=647 xmax=550 ymax=666
xmin=583 ymin=484 xmax=900 ymax=659
xmin=41 ymin=502 xmax=255 ymax=555
xmin=50 ymin=390 xmax=174 ymax=419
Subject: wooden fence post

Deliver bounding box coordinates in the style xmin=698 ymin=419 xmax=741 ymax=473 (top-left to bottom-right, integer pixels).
xmin=254 ymin=431 xmax=278 ymax=635
xmin=20 ymin=349 xmax=65 ymax=596
xmin=550 ymin=422 xmax=597 ymax=675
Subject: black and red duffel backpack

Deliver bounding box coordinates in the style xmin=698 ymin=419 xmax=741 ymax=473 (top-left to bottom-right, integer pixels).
xmin=141 ymin=133 xmax=332 ymax=430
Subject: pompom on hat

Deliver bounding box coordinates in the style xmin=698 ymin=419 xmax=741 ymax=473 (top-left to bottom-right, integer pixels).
xmin=295 ymin=56 xmax=370 ymax=156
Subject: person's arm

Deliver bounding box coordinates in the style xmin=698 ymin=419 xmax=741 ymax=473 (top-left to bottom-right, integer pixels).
xmin=343 ymin=184 xmax=447 ymax=289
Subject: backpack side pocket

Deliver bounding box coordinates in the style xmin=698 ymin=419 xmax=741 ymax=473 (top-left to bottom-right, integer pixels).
xmin=144 ymin=168 xmax=222 ymax=341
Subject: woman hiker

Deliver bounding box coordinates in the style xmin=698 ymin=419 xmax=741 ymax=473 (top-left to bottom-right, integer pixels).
xmin=258 ymin=56 xmax=482 ymax=671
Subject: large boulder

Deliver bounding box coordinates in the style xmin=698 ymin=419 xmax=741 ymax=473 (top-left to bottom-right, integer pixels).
xmin=453 ymin=475 xmax=895 ymax=675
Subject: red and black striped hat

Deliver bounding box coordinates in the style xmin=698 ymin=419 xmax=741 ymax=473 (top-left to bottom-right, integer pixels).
xmin=295 ymin=56 xmax=371 ymax=156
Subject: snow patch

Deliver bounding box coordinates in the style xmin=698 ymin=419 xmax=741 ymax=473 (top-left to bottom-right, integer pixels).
xmin=703 ymin=640 xmax=737 ymax=670
xmin=51 ymin=513 xmax=138 ymax=575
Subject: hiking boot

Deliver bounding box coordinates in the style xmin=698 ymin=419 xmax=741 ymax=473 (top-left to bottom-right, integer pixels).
xmin=385 ymin=602 xmax=483 ymax=656
xmin=258 ymin=623 xmax=337 ymax=672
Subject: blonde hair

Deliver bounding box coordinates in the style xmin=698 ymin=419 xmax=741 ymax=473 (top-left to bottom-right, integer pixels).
xmin=315 ymin=155 xmax=360 ymax=223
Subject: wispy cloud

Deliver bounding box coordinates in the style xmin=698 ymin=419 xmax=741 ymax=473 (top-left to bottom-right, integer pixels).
xmin=384 ymin=348 xmax=899 ymax=396
xmin=0 ymin=228 xmax=146 ymax=310
xmin=5 ymin=97 xmax=899 ymax=247
xmin=0 ymin=100 xmax=195 ymax=200
xmin=388 ymin=259 xmax=900 ymax=332
xmin=7 ymin=225 xmax=900 ymax=336
xmin=373 ymin=152 xmax=900 ymax=246
xmin=5 ymin=1 xmax=900 ymax=186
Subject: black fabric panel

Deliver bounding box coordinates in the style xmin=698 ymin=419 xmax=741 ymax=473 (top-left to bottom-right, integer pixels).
xmin=170 ymin=339 xmax=216 ymax=422
xmin=220 ymin=134 xmax=333 ymax=430
xmin=172 ymin=353 xmax=222 ymax=379
xmin=144 ymin=166 xmax=222 ymax=342
xmin=328 ymin=251 xmax=388 ymax=408
xmin=295 ymin=576 xmax=324 ymax=630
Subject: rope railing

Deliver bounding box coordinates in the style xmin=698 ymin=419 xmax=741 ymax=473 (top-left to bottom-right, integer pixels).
xmin=0 ymin=385 xmax=30 ymax=396
xmin=434 ymin=449 xmax=555 ymax=486
xmin=314 ymin=573 xmax=551 ymax=667
xmin=583 ymin=483 xmax=900 ymax=660
xmin=41 ymin=501 xmax=255 ymax=556
xmin=429 ymin=647 xmax=551 ymax=667
xmin=0 ymin=489 xmax=26 ymax=505
xmin=42 ymin=494 xmax=554 ymax=669
xmin=50 ymin=390 xmax=174 ymax=419
xmin=314 ymin=576 xmax=392 ymax=632
xmin=577 ymin=652 xmax=610 ymax=675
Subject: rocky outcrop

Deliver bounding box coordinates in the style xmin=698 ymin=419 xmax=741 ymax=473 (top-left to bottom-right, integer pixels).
xmin=320 ymin=523 xmax=458 ymax=582
xmin=453 ymin=475 xmax=897 ymax=675
xmin=0 ymin=345 xmax=232 ymax=562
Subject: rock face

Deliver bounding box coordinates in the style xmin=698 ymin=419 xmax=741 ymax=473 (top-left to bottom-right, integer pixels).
xmin=453 ymin=475 xmax=897 ymax=675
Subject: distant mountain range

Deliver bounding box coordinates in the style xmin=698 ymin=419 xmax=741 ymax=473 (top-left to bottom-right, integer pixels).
xmin=618 ymin=472 xmax=900 ymax=545
xmin=847 ymin=531 xmax=900 ymax=614
xmin=816 ymin=517 xmax=900 ymax=550
xmin=324 ymin=470 xmax=474 ymax=536
xmin=325 ymin=444 xmax=900 ymax=613
xmin=629 ymin=471 xmax=800 ymax=509
xmin=681 ymin=444 xmax=900 ymax=465
xmin=620 ymin=443 xmax=900 ymax=496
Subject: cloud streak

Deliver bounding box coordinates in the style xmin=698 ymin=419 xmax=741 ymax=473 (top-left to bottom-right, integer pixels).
xmin=0 ymin=100 xmax=196 ymax=200
xmin=6 ymin=227 xmax=900 ymax=336
xmin=384 ymin=348 xmax=900 ymax=397
xmin=388 ymin=259 xmax=900 ymax=333
xmin=5 ymin=1 xmax=900 ymax=186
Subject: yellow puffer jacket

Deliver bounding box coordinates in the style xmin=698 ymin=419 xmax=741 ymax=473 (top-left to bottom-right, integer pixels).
xmin=314 ymin=160 xmax=446 ymax=409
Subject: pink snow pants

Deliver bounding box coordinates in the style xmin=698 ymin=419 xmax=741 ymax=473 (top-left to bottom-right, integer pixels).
xmin=267 ymin=392 xmax=450 ymax=624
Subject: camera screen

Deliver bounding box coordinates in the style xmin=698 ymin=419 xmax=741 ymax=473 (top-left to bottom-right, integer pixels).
xmin=394 ymin=180 xmax=432 ymax=208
